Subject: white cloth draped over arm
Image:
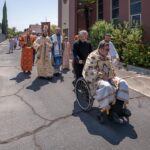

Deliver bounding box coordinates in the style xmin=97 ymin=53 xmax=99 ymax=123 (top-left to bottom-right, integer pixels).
xmin=109 ymin=42 xmax=119 ymax=59
xmin=51 ymin=34 xmax=62 ymax=55
xmin=33 ymin=37 xmax=41 ymax=51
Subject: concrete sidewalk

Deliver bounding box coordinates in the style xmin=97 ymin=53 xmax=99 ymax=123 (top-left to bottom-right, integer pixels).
xmin=116 ymin=68 xmax=150 ymax=97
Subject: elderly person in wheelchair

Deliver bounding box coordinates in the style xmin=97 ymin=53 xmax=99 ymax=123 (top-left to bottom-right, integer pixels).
xmin=79 ymin=41 xmax=131 ymax=124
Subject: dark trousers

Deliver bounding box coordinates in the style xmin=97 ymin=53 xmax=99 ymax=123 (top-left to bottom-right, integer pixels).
xmin=33 ymin=49 xmax=36 ymax=65
xmin=74 ymin=63 xmax=84 ymax=80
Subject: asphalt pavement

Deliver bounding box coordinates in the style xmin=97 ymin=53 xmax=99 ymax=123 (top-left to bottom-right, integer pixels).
xmin=0 ymin=41 xmax=150 ymax=150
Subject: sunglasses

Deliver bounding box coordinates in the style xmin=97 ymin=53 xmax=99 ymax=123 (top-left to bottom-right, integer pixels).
xmin=104 ymin=48 xmax=109 ymax=51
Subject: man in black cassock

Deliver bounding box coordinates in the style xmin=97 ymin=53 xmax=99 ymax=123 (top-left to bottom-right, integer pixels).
xmin=73 ymin=30 xmax=92 ymax=84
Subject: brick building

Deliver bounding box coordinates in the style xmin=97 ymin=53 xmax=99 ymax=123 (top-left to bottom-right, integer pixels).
xmin=29 ymin=24 xmax=42 ymax=34
xmin=58 ymin=0 xmax=150 ymax=44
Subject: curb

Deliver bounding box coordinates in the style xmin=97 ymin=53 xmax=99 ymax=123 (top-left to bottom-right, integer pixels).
xmin=119 ymin=63 xmax=150 ymax=76
xmin=0 ymin=40 xmax=8 ymax=45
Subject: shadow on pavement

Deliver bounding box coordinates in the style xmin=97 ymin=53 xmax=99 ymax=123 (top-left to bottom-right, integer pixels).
xmin=10 ymin=72 xmax=31 ymax=83
xmin=73 ymin=101 xmax=138 ymax=145
xmin=26 ymin=77 xmax=50 ymax=92
xmin=52 ymin=73 xmax=64 ymax=83
xmin=61 ymin=68 xmax=70 ymax=74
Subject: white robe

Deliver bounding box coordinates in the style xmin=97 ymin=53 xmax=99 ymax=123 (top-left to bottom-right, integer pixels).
xmin=82 ymin=50 xmax=129 ymax=109
xmin=33 ymin=36 xmax=54 ymax=77
xmin=51 ymin=34 xmax=63 ymax=56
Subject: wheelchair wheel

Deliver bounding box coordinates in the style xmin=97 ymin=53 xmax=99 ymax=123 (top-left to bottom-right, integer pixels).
xmin=75 ymin=77 xmax=93 ymax=111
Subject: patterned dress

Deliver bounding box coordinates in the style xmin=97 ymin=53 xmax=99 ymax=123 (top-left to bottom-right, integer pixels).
xmin=82 ymin=49 xmax=129 ymax=109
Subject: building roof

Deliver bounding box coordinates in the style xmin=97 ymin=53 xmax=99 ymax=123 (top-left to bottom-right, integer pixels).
xmin=29 ymin=24 xmax=42 ymax=33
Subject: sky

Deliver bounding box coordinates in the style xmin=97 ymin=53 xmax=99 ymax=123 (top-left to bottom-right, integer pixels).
xmin=0 ymin=0 xmax=58 ymax=31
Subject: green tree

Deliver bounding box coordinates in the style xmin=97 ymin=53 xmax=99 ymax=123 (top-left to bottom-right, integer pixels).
xmin=50 ymin=24 xmax=57 ymax=36
xmin=7 ymin=27 xmax=20 ymax=38
xmin=2 ymin=1 xmax=8 ymax=35
xmin=78 ymin=0 xmax=96 ymax=31
xmin=89 ymin=21 xmax=114 ymax=49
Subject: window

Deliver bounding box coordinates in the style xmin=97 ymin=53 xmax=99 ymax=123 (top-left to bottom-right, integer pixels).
xmin=98 ymin=0 xmax=103 ymax=20
xmin=130 ymin=0 xmax=141 ymax=25
xmin=112 ymin=0 xmax=119 ymax=22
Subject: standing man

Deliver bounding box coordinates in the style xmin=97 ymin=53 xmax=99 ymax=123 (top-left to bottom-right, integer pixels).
xmin=9 ymin=36 xmax=14 ymax=53
xmin=19 ymin=28 xmax=36 ymax=73
xmin=33 ymin=28 xmax=54 ymax=79
xmin=51 ymin=27 xmax=63 ymax=75
xmin=100 ymin=33 xmax=120 ymax=67
xmin=73 ymin=30 xmax=92 ymax=83
xmin=62 ymin=36 xmax=71 ymax=70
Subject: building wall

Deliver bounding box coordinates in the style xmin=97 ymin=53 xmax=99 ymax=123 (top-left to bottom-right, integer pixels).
xmin=62 ymin=0 xmax=69 ymax=30
xmin=69 ymin=0 xmax=76 ymax=45
xmin=119 ymin=0 xmax=129 ymax=21
xmin=103 ymin=0 xmax=111 ymax=21
xmin=142 ymin=0 xmax=150 ymax=41
xmin=59 ymin=0 xmax=150 ymax=43
xmin=58 ymin=0 xmax=62 ymax=29
xmin=77 ymin=3 xmax=97 ymax=32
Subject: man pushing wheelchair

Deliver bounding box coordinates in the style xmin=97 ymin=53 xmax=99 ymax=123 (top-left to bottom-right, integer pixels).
xmin=82 ymin=41 xmax=131 ymax=124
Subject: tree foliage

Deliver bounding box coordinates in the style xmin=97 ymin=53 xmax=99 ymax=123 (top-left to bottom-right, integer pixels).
xmin=90 ymin=21 xmax=114 ymax=49
xmin=7 ymin=27 xmax=20 ymax=38
xmin=2 ymin=1 xmax=8 ymax=35
xmin=50 ymin=24 xmax=57 ymax=36
xmin=78 ymin=0 xmax=96 ymax=31
xmin=79 ymin=0 xmax=96 ymax=5
xmin=90 ymin=21 xmax=150 ymax=68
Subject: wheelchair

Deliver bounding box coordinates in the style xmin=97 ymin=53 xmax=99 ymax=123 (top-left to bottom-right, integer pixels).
xmin=75 ymin=77 xmax=131 ymax=124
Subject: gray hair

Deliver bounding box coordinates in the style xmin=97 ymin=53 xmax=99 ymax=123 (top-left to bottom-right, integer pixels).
xmin=98 ymin=40 xmax=109 ymax=49
xmin=78 ymin=30 xmax=88 ymax=36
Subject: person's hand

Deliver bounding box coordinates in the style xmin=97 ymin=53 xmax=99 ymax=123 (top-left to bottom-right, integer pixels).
xmin=54 ymin=41 xmax=57 ymax=46
xmin=103 ymin=76 xmax=109 ymax=81
xmin=39 ymin=44 xmax=44 ymax=49
xmin=117 ymin=58 xmax=120 ymax=61
xmin=111 ymin=78 xmax=119 ymax=87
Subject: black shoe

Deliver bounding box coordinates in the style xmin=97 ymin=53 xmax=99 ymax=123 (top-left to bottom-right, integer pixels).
xmin=110 ymin=112 xmax=125 ymax=124
xmin=38 ymin=76 xmax=45 ymax=79
xmin=54 ymin=72 xmax=60 ymax=76
xmin=27 ymin=71 xmax=31 ymax=74
xmin=47 ymin=76 xmax=53 ymax=81
xmin=97 ymin=112 xmax=107 ymax=124
xmin=121 ymin=108 xmax=131 ymax=117
xmin=72 ymin=80 xmax=76 ymax=87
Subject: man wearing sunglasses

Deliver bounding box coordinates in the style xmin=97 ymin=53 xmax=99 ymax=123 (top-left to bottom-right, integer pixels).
xmin=82 ymin=41 xmax=131 ymax=124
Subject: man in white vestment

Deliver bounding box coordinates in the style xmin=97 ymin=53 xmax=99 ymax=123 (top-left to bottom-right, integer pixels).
xmin=33 ymin=29 xmax=54 ymax=79
xmin=82 ymin=41 xmax=131 ymax=124
xmin=99 ymin=33 xmax=120 ymax=67
xmin=51 ymin=27 xmax=63 ymax=75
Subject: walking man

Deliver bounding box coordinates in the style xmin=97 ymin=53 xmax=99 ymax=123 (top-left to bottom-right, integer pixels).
xmin=51 ymin=27 xmax=63 ymax=75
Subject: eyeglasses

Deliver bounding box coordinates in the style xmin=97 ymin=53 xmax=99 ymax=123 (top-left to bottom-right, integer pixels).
xmin=105 ymin=48 xmax=109 ymax=51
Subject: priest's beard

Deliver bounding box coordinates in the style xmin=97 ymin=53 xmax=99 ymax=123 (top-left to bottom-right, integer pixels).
xmin=42 ymin=33 xmax=47 ymax=37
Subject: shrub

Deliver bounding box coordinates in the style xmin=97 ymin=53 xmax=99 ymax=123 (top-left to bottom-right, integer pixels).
xmin=89 ymin=20 xmax=113 ymax=49
xmin=89 ymin=21 xmax=150 ymax=68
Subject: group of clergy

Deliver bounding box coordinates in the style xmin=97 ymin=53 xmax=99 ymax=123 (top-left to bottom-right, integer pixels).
xmin=19 ymin=28 xmax=131 ymax=124
xmin=19 ymin=27 xmax=70 ymax=79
